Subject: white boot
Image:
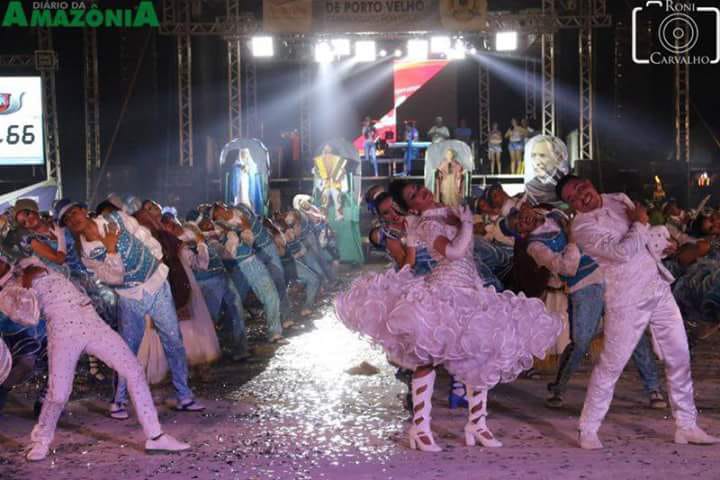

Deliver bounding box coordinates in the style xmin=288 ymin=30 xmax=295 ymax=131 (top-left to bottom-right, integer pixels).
xmin=25 ymin=442 xmax=50 ymax=462
xmin=578 ymin=430 xmax=604 ymax=450
xmin=408 ymin=370 xmax=442 ymax=452
xmin=145 ymin=433 xmax=191 ymax=452
xmin=674 ymin=425 xmax=720 ymax=445
xmin=464 ymin=386 xmax=502 ymax=448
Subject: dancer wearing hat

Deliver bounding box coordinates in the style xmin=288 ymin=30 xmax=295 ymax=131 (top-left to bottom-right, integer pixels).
xmin=56 ymin=200 xmax=203 ymax=419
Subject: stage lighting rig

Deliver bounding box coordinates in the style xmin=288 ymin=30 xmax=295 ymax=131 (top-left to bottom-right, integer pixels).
xmin=407 ymin=39 xmax=429 ymax=60
xmin=251 ymin=36 xmax=274 ymax=57
xmin=315 ymin=41 xmax=333 ymax=63
xmin=446 ymin=39 xmax=466 ymax=60
xmin=430 ymin=36 xmax=451 ymax=54
xmin=331 ymin=38 xmax=351 ymax=57
xmin=495 ymin=31 xmax=518 ymax=51
xmin=355 ymin=40 xmax=377 ymax=62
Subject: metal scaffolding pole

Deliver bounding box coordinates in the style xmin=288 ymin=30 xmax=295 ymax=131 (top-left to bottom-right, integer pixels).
xmin=176 ymin=0 xmax=193 ymax=166
xmin=37 ymin=29 xmax=62 ymax=197
xmin=227 ymin=38 xmax=242 ymax=141
xmin=299 ymin=63 xmax=312 ymax=163
xmin=578 ymin=25 xmax=593 ymax=159
xmin=613 ymin=21 xmax=627 ymax=121
xmin=83 ymin=28 xmax=101 ymax=201
xmin=541 ymin=0 xmax=556 ymax=137
xmin=524 ymin=57 xmax=537 ymax=122
xmin=541 ymin=33 xmax=556 ymax=136
xmin=478 ymin=62 xmax=490 ymax=167
xmin=243 ymin=55 xmax=258 ymax=138
xmin=674 ymin=41 xmax=690 ymax=164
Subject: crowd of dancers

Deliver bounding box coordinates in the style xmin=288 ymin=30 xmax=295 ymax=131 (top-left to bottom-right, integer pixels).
xmin=0 ymin=194 xmax=338 ymax=461
xmin=346 ymin=174 xmax=720 ymax=451
xmin=1 ymin=165 xmax=720 ymax=462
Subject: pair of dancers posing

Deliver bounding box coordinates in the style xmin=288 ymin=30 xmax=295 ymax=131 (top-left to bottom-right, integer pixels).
xmin=336 ymin=179 xmax=719 ymax=451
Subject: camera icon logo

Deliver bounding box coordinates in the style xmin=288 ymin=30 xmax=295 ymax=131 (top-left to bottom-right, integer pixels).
xmin=632 ymin=0 xmax=720 ymax=64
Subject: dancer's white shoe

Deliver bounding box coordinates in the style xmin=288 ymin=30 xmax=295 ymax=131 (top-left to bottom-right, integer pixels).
xmin=674 ymin=426 xmax=720 ymax=445
xmin=145 ymin=433 xmax=191 ymax=452
xmin=578 ymin=430 xmax=604 ymax=450
xmin=25 ymin=442 xmax=50 ymax=462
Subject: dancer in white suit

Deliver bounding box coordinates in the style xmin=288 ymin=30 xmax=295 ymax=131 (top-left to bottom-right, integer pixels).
xmin=557 ymin=175 xmax=720 ymax=449
xmin=0 ymin=250 xmax=189 ymax=461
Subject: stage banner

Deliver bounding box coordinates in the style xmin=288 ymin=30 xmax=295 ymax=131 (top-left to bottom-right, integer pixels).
xmin=263 ymin=0 xmax=487 ymax=33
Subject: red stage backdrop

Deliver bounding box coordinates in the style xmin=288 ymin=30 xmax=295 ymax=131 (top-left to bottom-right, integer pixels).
xmin=354 ymin=59 xmax=449 ymax=152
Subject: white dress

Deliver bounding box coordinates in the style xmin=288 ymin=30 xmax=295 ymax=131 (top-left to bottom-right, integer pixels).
xmin=336 ymin=206 xmax=562 ymax=389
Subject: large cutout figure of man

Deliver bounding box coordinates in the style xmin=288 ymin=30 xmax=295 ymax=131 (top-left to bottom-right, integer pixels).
xmin=523 ymin=135 xmax=570 ymax=206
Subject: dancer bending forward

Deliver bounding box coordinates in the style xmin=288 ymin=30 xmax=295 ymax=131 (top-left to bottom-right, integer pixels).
xmin=0 ymin=252 xmax=189 ymax=461
xmin=336 ymin=181 xmax=562 ymax=451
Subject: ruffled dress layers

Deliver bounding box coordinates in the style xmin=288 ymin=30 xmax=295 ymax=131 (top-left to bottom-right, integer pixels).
xmin=336 ymin=206 xmax=562 ymax=389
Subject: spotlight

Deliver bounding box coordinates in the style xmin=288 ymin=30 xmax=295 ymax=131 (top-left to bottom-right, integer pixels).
xmin=331 ymin=38 xmax=351 ymax=57
xmin=355 ymin=40 xmax=376 ymax=62
xmin=393 ymin=49 xmax=403 ymax=58
xmin=379 ymin=49 xmax=388 ymax=57
xmin=251 ymin=36 xmax=274 ymax=57
xmin=448 ymin=39 xmax=466 ymax=60
xmin=495 ymin=31 xmax=518 ymax=51
xmin=470 ymin=47 xmax=477 ymax=54
xmin=315 ymin=41 xmax=333 ymax=63
xmin=430 ymin=36 xmax=451 ymax=54
xmin=407 ymin=39 xmax=429 ymax=60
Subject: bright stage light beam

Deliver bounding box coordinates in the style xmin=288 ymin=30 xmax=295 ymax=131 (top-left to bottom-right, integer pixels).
xmin=407 ymin=39 xmax=429 ymax=60
xmin=430 ymin=36 xmax=451 ymax=54
xmin=315 ymin=42 xmax=334 ymax=63
xmin=379 ymin=49 xmax=388 ymax=57
xmin=331 ymin=38 xmax=351 ymax=57
xmin=251 ymin=36 xmax=274 ymax=57
xmin=495 ymin=31 xmax=518 ymax=51
xmin=354 ymin=40 xmax=376 ymax=62
xmin=448 ymin=39 xmax=466 ymax=60
xmin=394 ymin=49 xmax=403 ymax=58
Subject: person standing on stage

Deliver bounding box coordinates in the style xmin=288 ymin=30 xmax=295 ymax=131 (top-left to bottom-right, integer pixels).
xmin=403 ymin=121 xmax=419 ymax=176
xmin=488 ymin=122 xmax=503 ymax=175
xmin=557 ymin=175 xmax=720 ymax=450
xmin=362 ymin=117 xmax=379 ymax=177
xmin=428 ymin=116 xmax=450 ymax=144
xmin=505 ymin=118 xmax=527 ymax=174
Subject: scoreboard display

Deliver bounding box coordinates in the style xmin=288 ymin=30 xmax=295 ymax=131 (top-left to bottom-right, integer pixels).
xmin=0 ymin=77 xmax=45 ymax=166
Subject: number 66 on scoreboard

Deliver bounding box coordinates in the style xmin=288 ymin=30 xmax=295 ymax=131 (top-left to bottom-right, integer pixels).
xmin=0 ymin=76 xmax=45 ymax=166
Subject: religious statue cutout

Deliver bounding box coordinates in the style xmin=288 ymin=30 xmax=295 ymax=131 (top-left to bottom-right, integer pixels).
xmin=313 ymin=144 xmax=348 ymax=221
xmin=425 ymin=140 xmax=474 ymax=207
xmin=310 ymin=140 xmax=364 ymax=265
xmin=523 ymin=135 xmax=570 ymax=206
xmin=219 ymin=138 xmax=271 ymax=216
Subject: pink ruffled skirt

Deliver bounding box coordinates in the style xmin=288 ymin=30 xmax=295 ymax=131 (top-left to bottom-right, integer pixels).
xmin=335 ymin=262 xmax=562 ymax=389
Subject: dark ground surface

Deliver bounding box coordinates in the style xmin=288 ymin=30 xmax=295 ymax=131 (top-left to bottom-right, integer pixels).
xmin=1 ymin=264 xmax=719 ymax=480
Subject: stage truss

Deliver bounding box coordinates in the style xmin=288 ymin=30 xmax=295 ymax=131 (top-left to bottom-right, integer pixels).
xmin=70 ymin=0 xmax=694 ymax=201
xmin=83 ymin=27 xmax=100 ymax=201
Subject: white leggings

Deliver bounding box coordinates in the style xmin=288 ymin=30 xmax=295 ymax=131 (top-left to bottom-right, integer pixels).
xmin=31 ymin=308 xmax=163 ymax=447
